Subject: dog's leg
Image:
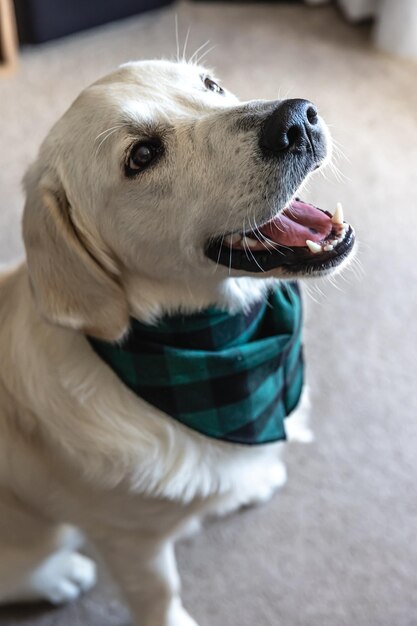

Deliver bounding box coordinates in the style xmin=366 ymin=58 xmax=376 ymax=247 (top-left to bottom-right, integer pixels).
xmin=210 ymin=447 xmax=287 ymax=518
xmin=0 ymin=490 xmax=96 ymax=605
xmin=92 ymin=528 xmax=197 ymax=626
xmin=212 ymin=387 xmax=313 ymax=518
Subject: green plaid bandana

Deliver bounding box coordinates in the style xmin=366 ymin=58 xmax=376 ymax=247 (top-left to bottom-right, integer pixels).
xmin=88 ymin=283 xmax=304 ymax=445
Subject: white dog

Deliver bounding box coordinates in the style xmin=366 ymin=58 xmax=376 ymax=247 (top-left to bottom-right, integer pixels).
xmin=0 ymin=60 xmax=355 ymax=625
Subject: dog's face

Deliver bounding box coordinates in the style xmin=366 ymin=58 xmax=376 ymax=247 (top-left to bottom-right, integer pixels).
xmin=23 ymin=60 xmax=355 ymax=340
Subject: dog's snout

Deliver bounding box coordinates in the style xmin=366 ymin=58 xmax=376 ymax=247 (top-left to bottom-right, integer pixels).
xmin=260 ymin=99 xmax=322 ymax=156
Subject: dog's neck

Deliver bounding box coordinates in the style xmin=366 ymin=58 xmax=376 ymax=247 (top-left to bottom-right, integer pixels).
xmin=123 ymin=271 xmax=277 ymax=325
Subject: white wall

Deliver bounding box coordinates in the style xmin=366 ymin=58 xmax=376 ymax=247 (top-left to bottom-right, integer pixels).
xmin=375 ymin=0 xmax=417 ymax=59
xmin=338 ymin=0 xmax=378 ymax=20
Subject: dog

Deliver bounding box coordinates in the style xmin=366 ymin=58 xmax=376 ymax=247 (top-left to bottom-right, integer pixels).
xmin=0 ymin=60 xmax=355 ymax=625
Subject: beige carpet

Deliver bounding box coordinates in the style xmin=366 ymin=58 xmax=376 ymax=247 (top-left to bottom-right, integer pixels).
xmin=1 ymin=2 xmax=417 ymax=625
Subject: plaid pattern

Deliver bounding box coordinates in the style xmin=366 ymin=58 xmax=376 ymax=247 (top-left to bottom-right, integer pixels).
xmin=88 ymin=283 xmax=304 ymax=445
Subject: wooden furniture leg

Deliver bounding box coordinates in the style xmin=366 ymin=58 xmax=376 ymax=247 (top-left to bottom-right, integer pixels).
xmin=0 ymin=0 xmax=18 ymax=74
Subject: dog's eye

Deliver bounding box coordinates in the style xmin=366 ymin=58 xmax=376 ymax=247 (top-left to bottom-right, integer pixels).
xmin=203 ymin=76 xmax=224 ymax=95
xmin=126 ymin=141 xmax=161 ymax=176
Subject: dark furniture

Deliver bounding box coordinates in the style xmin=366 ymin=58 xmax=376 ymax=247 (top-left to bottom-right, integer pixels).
xmin=13 ymin=0 xmax=175 ymax=44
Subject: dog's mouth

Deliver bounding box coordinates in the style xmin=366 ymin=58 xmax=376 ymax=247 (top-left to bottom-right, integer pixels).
xmin=205 ymin=199 xmax=355 ymax=275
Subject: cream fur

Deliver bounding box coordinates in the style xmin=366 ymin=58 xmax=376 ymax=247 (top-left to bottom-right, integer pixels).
xmin=0 ymin=60 xmax=337 ymax=626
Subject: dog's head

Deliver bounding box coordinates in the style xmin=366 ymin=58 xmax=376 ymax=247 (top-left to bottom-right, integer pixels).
xmin=23 ymin=60 xmax=355 ymax=340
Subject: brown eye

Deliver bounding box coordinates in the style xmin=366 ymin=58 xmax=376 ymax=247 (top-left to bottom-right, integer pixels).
xmin=126 ymin=140 xmax=161 ymax=176
xmin=203 ymin=76 xmax=224 ymax=95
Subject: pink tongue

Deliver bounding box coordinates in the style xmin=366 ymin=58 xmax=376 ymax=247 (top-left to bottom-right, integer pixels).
xmin=259 ymin=200 xmax=333 ymax=247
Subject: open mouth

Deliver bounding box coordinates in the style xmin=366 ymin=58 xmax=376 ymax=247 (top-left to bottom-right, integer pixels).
xmin=205 ymin=199 xmax=355 ymax=274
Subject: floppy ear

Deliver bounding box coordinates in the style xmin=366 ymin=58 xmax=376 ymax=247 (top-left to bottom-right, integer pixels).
xmin=22 ymin=167 xmax=129 ymax=341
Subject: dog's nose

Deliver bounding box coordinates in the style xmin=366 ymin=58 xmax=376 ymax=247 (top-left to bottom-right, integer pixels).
xmin=260 ymin=99 xmax=321 ymax=155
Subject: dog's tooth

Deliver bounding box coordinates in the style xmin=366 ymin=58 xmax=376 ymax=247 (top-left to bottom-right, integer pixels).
xmin=331 ymin=202 xmax=344 ymax=225
xmin=337 ymin=227 xmax=347 ymax=240
xmin=324 ymin=244 xmax=334 ymax=252
xmin=244 ymin=236 xmax=259 ymax=249
xmin=306 ymin=240 xmax=322 ymax=254
xmin=225 ymin=233 xmax=241 ymax=245
xmin=331 ymin=239 xmax=338 ymax=246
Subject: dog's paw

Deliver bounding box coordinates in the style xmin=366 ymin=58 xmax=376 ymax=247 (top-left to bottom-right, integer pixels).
xmin=29 ymin=552 xmax=97 ymax=605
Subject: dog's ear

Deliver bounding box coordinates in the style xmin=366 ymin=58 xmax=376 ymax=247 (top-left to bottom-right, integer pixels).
xmin=22 ymin=167 xmax=129 ymax=341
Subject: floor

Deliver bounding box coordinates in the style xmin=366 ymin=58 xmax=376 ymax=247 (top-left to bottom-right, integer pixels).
xmin=0 ymin=2 xmax=417 ymax=625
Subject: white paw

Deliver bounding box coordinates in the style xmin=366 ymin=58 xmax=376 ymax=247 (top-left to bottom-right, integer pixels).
xmin=29 ymin=552 xmax=97 ymax=605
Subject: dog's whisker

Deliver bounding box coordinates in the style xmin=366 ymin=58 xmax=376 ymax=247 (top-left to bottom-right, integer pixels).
xmin=275 ymin=86 xmax=293 ymax=102
xmin=174 ymin=14 xmax=180 ymax=62
xmin=259 ymin=198 xmax=295 ymax=253
xmin=255 ymin=215 xmax=289 ymax=255
xmin=322 ymin=157 xmax=350 ymax=184
xmin=248 ymin=214 xmax=287 ymax=256
xmin=328 ymin=161 xmax=351 ymax=184
xmin=248 ymin=215 xmax=271 ymax=252
xmin=182 ymin=26 xmax=191 ymax=62
xmin=331 ymin=141 xmax=349 ymax=160
xmin=214 ymin=233 xmax=225 ymax=273
xmin=311 ymin=281 xmax=327 ymax=300
xmin=94 ymin=124 xmax=126 ymax=143
xmin=318 ymin=167 xmax=332 ymax=183
xmin=326 ymin=272 xmax=345 ymax=292
xmin=302 ymin=282 xmax=323 ymax=305
xmin=95 ymin=127 xmax=125 ymax=156
xmin=343 ymin=254 xmax=364 ymax=280
xmin=326 ymin=132 xmax=349 ymax=155
xmin=188 ymin=40 xmax=211 ymax=65
xmin=245 ymin=243 xmax=266 ymax=273
xmin=195 ymin=44 xmax=218 ymax=66
xmin=208 ymin=202 xmax=239 ymax=276
xmin=241 ymin=218 xmax=266 ymax=273
xmin=352 ymin=256 xmax=365 ymax=276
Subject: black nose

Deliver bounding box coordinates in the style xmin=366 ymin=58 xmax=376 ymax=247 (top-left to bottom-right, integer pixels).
xmin=260 ymin=98 xmax=321 ymax=156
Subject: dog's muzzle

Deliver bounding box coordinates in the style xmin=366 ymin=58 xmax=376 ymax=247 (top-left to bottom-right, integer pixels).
xmin=204 ymin=98 xmax=356 ymax=276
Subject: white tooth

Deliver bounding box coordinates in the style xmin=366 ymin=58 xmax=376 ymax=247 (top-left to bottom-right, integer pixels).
xmin=306 ymin=240 xmax=322 ymax=254
xmin=338 ymin=228 xmax=347 ymax=241
xmin=332 ymin=202 xmax=344 ymax=225
xmin=225 ymin=233 xmax=241 ymax=245
xmin=324 ymin=244 xmax=334 ymax=252
xmin=243 ymin=236 xmax=259 ymax=249
xmin=331 ymin=239 xmax=338 ymax=245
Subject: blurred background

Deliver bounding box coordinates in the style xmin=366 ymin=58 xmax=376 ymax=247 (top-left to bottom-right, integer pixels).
xmin=0 ymin=1 xmax=417 ymax=625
